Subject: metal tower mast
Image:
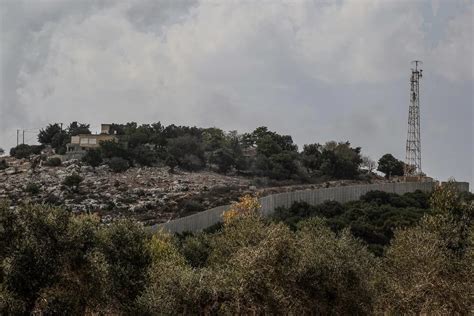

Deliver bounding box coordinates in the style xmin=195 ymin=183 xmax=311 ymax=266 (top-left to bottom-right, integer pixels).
xmin=405 ymin=60 xmax=423 ymax=176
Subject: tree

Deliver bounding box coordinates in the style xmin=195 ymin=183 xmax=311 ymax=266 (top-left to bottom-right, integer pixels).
xmin=0 ymin=147 xmax=4 ymax=155
xmin=209 ymin=148 xmax=235 ymax=173
xmin=361 ymin=155 xmax=377 ymax=173
xmin=132 ymin=145 xmax=156 ymax=167
xmin=100 ymin=140 xmax=128 ymax=159
xmin=38 ymin=124 xmax=62 ymax=145
xmin=0 ymin=203 xmax=110 ymax=314
xmin=167 ymin=136 xmax=205 ymax=171
xmin=301 ymin=143 xmax=322 ymax=172
xmin=377 ymin=154 xmax=404 ymax=178
xmin=319 ymin=142 xmax=362 ymax=179
xmin=38 ymin=123 xmax=68 ymax=153
xmin=0 ymin=202 xmax=156 ymax=314
xmin=67 ymin=121 xmax=91 ymax=136
xmin=98 ymin=219 xmax=151 ymax=312
xmin=82 ymin=149 xmax=103 ymax=168
xmin=376 ymin=183 xmax=473 ymax=314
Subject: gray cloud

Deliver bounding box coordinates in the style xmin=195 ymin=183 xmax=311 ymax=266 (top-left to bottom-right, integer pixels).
xmin=0 ymin=0 xmax=472 ymax=185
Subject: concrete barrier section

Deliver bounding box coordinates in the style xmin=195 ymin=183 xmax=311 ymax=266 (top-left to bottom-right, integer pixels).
xmin=152 ymin=181 xmax=468 ymax=234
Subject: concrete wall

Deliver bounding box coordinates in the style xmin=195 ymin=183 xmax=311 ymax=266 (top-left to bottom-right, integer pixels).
xmin=151 ymin=181 xmax=469 ymax=234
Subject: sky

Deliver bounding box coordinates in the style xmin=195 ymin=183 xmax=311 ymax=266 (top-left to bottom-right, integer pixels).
xmin=0 ymin=0 xmax=472 ymax=185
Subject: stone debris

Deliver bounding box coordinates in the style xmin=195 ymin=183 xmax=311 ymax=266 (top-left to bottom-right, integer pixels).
xmin=0 ymin=156 xmax=385 ymax=226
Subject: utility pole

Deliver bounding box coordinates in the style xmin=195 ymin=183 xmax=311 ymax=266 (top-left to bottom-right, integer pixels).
xmin=404 ymin=60 xmax=423 ymax=177
xmin=16 ymin=129 xmax=19 ymax=146
xmin=22 ymin=130 xmax=25 ymax=145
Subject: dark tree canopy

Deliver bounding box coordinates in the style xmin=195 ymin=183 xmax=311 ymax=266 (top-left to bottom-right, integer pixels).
xmin=377 ymin=153 xmax=404 ymax=178
xmin=32 ymin=121 xmax=372 ymax=182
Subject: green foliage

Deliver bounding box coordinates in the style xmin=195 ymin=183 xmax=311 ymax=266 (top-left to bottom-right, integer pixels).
xmin=2 ymin=183 xmax=471 ymax=314
xmin=100 ymin=140 xmax=129 ymax=159
xmin=9 ymin=144 xmax=43 ymax=159
xmin=0 ymin=159 xmax=8 ymax=170
xmin=0 ymin=203 xmax=152 ymax=314
xmin=377 ymin=153 xmax=404 ymax=178
xmin=182 ymin=199 xmax=205 ymax=214
xmin=139 ymin=214 xmax=378 ymax=314
xmin=62 ymin=173 xmax=83 ymax=191
xmin=38 ymin=124 xmax=63 ymax=145
xmin=43 ymin=157 xmax=62 ymax=167
xmin=273 ymin=190 xmax=432 ymax=254
xmin=82 ymin=149 xmax=103 ymax=167
xmin=377 ymin=213 xmax=473 ymax=314
xmin=107 ymin=157 xmax=130 ymax=173
xmin=167 ymin=135 xmax=205 ymax=171
xmin=67 ymin=121 xmax=91 ymax=136
xmin=132 ymin=145 xmax=157 ymax=167
xmin=98 ymin=220 xmax=151 ymax=311
xmin=320 ymin=141 xmax=362 ymax=179
xmin=209 ymin=147 xmax=235 ymax=173
xmin=24 ymin=182 xmax=41 ymax=195
xmin=301 ymin=143 xmax=322 ymax=172
xmin=35 ymin=121 xmax=371 ymax=181
xmin=38 ymin=123 xmax=69 ymax=153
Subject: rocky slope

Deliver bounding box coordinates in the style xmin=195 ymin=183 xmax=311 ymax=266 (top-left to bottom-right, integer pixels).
xmin=0 ymin=156 xmax=381 ymax=225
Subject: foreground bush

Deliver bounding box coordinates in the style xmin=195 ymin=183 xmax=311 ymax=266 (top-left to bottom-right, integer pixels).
xmin=0 ymin=202 xmax=150 ymax=314
xmin=1 ymin=183 xmax=472 ymax=314
xmin=138 ymin=197 xmax=378 ymax=314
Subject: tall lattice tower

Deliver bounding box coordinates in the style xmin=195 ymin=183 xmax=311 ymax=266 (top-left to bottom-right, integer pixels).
xmin=405 ymin=60 xmax=423 ymax=176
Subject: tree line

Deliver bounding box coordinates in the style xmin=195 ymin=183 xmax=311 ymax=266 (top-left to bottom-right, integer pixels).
xmin=1 ymin=183 xmax=472 ymax=314
xmin=8 ymin=122 xmax=407 ymax=180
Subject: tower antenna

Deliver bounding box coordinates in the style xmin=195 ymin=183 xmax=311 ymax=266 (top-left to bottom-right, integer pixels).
xmin=405 ymin=60 xmax=423 ymax=177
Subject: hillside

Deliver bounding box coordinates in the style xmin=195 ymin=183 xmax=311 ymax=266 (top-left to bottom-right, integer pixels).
xmin=0 ymin=156 xmax=382 ymax=225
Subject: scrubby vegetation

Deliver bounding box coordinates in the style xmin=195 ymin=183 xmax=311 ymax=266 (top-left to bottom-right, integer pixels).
xmin=273 ymin=189 xmax=432 ymax=255
xmin=43 ymin=157 xmax=62 ymax=167
xmin=9 ymin=144 xmax=43 ymax=159
xmin=1 ymin=183 xmax=472 ymax=314
xmin=16 ymin=121 xmax=377 ymax=180
xmin=0 ymin=159 xmax=7 ymax=170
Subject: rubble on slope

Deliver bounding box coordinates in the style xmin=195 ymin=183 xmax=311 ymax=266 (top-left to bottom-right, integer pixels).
xmin=0 ymin=156 xmax=383 ymax=225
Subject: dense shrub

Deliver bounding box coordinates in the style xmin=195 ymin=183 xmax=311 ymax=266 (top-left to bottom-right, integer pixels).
xmin=132 ymin=145 xmax=156 ymax=166
xmin=167 ymin=136 xmax=205 ymax=171
xmin=32 ymin=121 xmax=374 ymax=181
xmin=107 ymin=157 xmax=130 ymax=173
xmin=82 ymin=149 xmax=103 ymax=167
xmin=100 ymin=141 xmax=129 ymax=160
xmin=273 ymin=190 xmax=432 ymax=254
xmin=0 ymin=159 xmax=8 ymax=170
xmin=0 ymin=202 xmax=150 ymax=314
xmin=1 ymin=184 xmax=471 ymax=314
xmin=10 ymin=144 xmax=43 ymax=159
xmin=24 ymin=182 xmax=41 ymax=195
xmin=182 ymin=200 xmax=205 ymax=214
xmin=43 ymin=157 xmax=62 ymax=167
xmin=62 ymin=173 xmax=83 ymax=191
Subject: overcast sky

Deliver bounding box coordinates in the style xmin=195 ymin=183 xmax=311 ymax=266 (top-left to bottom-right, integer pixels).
xmin=0 ymin=0 xmax=472 ymax=184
